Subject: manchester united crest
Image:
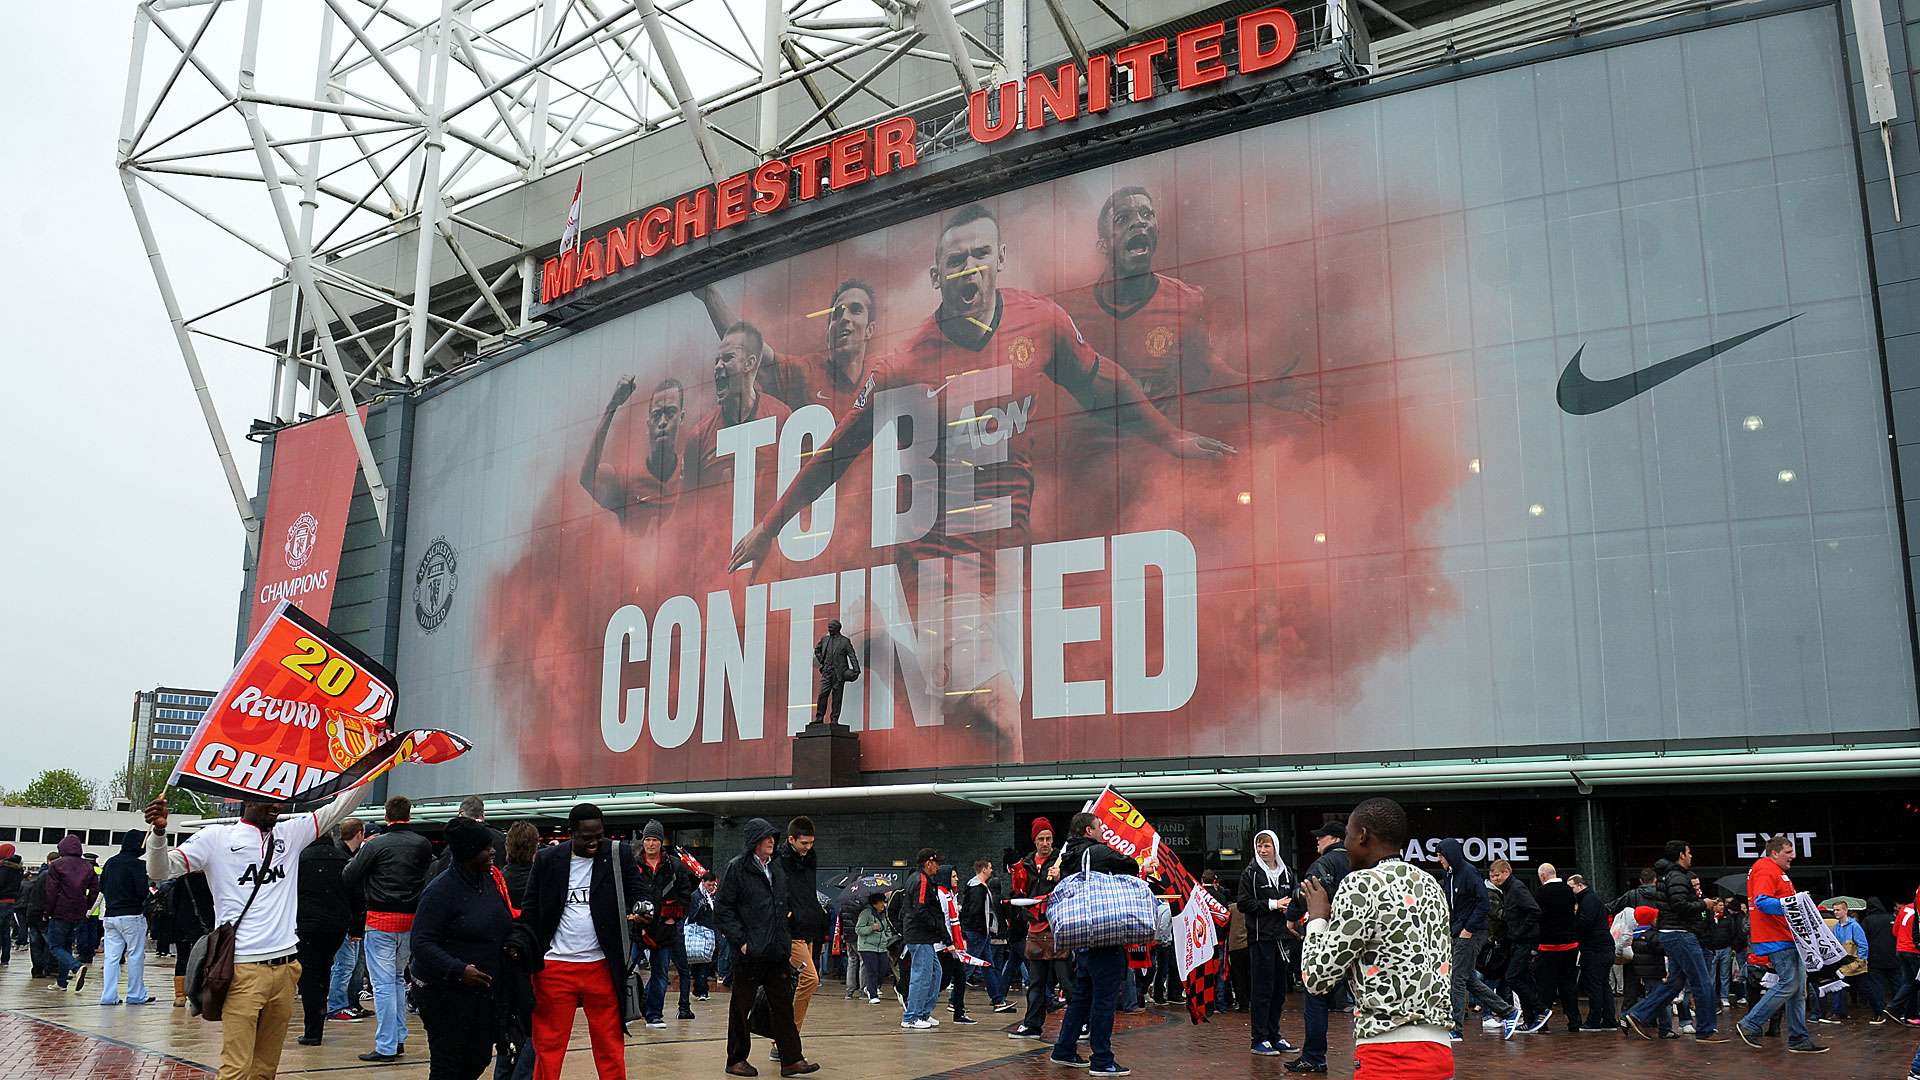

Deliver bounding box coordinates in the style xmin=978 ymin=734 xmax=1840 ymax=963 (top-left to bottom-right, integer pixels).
xmin=414 ymin=537 xmax=459 ymax=634
xmin=284 ymin=511 xmax=320 ymax=571
xmin=1007 ymin=336 xmax=1036 ymax=368
xmin=1145 ymin=325 xmax=1176 ymax=358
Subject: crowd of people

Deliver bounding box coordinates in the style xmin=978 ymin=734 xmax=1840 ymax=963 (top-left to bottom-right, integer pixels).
xmin=1 ymin=792 xmax=1916 ymax=1080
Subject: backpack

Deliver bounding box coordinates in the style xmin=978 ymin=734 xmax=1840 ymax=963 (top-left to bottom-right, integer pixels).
xmin=148 ymin=878 xmax=178 ymax=923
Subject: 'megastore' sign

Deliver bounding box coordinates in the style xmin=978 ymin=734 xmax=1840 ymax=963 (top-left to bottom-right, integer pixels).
xmin=540 ymin=8 xmax=1299 ymax=304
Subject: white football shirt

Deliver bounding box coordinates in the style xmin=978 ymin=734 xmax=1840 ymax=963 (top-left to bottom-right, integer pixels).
xmin=176 ymin=812 xmax=322 ymax=962
xmin=546 ymin=854 xmax=605 ymax=963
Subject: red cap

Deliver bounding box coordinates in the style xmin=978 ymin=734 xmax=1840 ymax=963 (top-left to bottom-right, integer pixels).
xmin=1031 ymin=817 xmax=1053 ymax=841
xmin=1634 ymin=905 xmax=1659 ymax=927
xmin=0 ymin=843 xmax=13 ymax=861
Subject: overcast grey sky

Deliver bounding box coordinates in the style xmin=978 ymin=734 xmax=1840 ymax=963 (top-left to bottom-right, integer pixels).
xmin=0 ymin=6 xmax=280 ymax=793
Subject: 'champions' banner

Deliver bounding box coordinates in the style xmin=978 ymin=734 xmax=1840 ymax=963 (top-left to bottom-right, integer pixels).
xmin=172 ymin=601 xmax=470 ymax=803
xmin=250 ymin=410 xmax=366 ymax=635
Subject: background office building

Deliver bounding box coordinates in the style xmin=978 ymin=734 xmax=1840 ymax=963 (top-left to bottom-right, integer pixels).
xmin=128 ymin=686 xmax=215 ymax=779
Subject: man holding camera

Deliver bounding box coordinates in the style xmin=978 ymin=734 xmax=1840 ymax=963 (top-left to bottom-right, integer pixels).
xmin=633 ymin=820 xmax=695 ymax=1028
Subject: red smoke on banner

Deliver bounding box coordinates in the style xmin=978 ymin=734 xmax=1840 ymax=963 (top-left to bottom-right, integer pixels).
xmin=172 ymin=601 xmax=469 ymax=803
xmin=476 ymin=190 xmax=1465 ymax=790
xmin=250 ymin=410 xmax=366 ymax=636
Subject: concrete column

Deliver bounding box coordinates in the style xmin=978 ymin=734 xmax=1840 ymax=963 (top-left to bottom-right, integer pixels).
xmin=1574 ymin=798 xmax=1615 ymax=899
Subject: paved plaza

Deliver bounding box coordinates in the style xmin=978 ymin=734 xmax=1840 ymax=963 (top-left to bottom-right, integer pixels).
xmin=3 ymin=955 xmax=1915 ymax=1079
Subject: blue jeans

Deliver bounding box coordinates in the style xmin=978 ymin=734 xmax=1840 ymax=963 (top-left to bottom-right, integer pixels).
xmin=1301 ymin=984 xmax=1341 ymax=1066
xmin=641 ymin=929 xmax=689 ymax=1020
xmin=1052 ymin=947 xmax=1126 ymax=1070
xmin=964 ymin=930 xmax=1007 ymax=1004
xmin=365 ymin=928 xmax=412 ymax=1055
xmin=1740 ymin=944 xmax=1810 ymax=1048
xmin=1627 ymin=932 xmax=1717 ymax=1037
xmin=328 ymin=937 xmax=361 ymax=1013
xmin=46 ymin=919 xmax=83 ymax=985
xmin=99 ymin=915 xmax=149 ymax=1003
xmin=1710 ymin=947 xmax=1733 ymax=1002
xmin=904 ymin=943 xmax=939 ymax=1022
xmin=715 ymin=933 xmax=732 ymax=981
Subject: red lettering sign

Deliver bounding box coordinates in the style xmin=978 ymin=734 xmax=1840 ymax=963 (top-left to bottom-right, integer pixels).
xmin=537 ymin=10 xmax=1298 ymax=305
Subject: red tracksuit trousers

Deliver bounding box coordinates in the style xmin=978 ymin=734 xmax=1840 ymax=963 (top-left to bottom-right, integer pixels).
xmin=532 ymin=960 xmax=626 ymax=1080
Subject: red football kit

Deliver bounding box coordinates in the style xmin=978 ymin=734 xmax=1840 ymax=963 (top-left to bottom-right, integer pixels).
xmin=762 ymin=289 xmax=1123 ymax=564
xmin=759 ymin=348 xmax=870 ymax=415
xmin=680 ymin=390 xmax=792 ymax=494
xmin=1059 ymin=273 xmax=1213 ymax=401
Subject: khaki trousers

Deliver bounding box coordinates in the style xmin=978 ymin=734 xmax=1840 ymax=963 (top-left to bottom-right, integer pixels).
xmin=220 ymin=960 xmax=300 ymax=1080
xmin=789 ymin=940 xmax=820 ymax=1029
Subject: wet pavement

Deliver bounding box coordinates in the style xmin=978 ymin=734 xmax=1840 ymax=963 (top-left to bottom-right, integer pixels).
xmin=3 ymin=953 xmax=1914 ymax=1078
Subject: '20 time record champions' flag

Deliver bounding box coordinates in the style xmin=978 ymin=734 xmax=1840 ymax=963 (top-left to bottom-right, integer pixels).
xmin=169 ymin=600 xmax=470 ymax=803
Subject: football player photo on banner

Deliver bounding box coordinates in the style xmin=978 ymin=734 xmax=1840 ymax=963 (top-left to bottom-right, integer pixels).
xmin=173 ymin=601 xmax=469 ymax=803
xmin=249 ymin=409 xmax=367 ymax=635
xmin=395 ymin=6 xmax=1915 ymax=799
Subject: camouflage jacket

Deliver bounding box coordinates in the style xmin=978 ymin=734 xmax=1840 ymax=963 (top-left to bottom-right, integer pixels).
xmin=1300 ymin=858 xmax=1453 ymax=1040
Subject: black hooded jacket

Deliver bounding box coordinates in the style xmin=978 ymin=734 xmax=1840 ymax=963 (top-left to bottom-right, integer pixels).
xmin=1436 ymin=839 xmax=1488 ymax=936
xmin=712 ymin=819 xmax=792 ymax=961
xmin=101 ymin=832 xmax=150 ymax=917
xmin=776 ymin=839 xmax=826 ymax=943
xmin=1865 ymin=898 xmax=1898 ymax=972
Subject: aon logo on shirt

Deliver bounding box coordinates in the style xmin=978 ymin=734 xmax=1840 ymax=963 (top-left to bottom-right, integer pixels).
xmin=238 ymin=863 xmax=288 ymax=887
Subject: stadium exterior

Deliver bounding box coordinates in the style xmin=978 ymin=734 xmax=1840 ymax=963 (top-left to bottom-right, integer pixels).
xmin=123 ymin=0 xmax=1920 ymax=899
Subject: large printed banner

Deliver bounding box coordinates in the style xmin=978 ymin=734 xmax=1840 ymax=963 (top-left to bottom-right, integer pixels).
xmin=250 ymin=410 xmax=366 ymax=636
xmin=173 ymin=601 xmax=469 ymax=803
xmin=392 ymin=8 xmax=1916 ymax=798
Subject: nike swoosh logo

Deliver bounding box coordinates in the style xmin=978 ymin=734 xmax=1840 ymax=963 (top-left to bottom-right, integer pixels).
xmin=1555 ymin=315 xmax=1799 ymax=415
xmin=927 ymin=380 xmax=949 ymax=399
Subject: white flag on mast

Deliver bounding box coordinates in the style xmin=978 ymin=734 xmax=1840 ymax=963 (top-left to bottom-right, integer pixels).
xmin=559 ymin=175 xmax=584 ymax=255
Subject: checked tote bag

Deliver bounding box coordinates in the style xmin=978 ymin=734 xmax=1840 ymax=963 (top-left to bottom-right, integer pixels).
xmin=1048 ymin=850 xmax=1158 ymax=950
xmin=683 ymin=922 xmax=717 ymax=964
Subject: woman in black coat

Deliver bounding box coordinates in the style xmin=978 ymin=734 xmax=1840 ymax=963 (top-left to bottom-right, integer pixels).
xmin=413 ymin=818 xmax=513 ymax=1080
xmin=501 ymin=823 xmax=538 ymax=911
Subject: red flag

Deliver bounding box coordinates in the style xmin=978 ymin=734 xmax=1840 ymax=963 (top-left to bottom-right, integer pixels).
xmin=170 ymin=600 xmax=469 ymax=803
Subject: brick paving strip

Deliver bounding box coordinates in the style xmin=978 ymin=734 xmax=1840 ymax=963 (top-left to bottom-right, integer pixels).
xmin=0 ymin=1012 xmax=209 ymax=1080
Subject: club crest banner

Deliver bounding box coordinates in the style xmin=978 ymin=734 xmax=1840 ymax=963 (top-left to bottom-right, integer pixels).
xmin=249 ymin=410 xmax=367 ymax=636
xmin=171 ymin=601 xmax=469 ymax=803
xmin=1172 ymin=888 xmax=1218 ymax=979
